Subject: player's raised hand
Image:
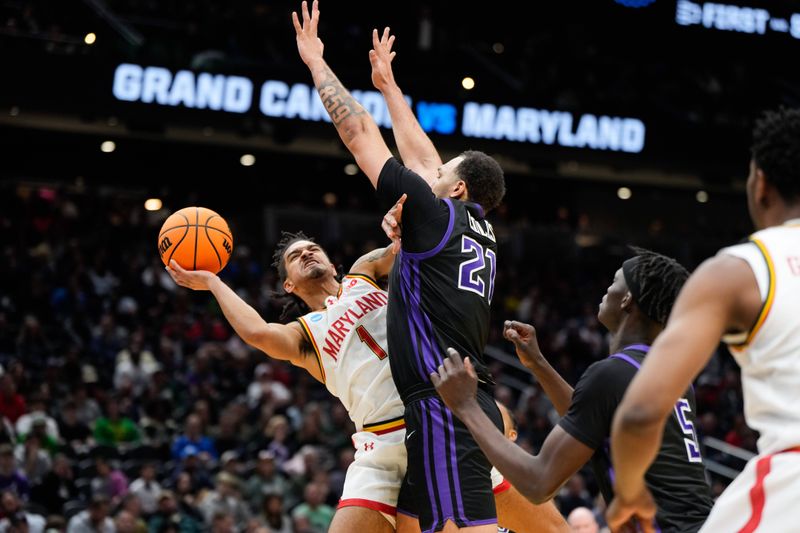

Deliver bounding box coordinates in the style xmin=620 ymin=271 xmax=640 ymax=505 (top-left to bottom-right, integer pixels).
xmin=166 ymin=260 xmax=217 ymax=291
xmin=503 ymin=320 xmax=547 ymax=368
xmin=292 ymin=0 xmax=324 ymax=67
xmin=382 ymin=193 xmax=406 ymax=254
xmin=369 ymin=27 xmax=397 ymax=92
xmin=606 ymin=488 xmax=657 ymax=533
xmin=431 ymin=348 xmax=479 ymax=415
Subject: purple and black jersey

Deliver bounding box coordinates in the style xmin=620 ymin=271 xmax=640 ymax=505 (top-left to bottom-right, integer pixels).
xmin=377 ymin=157 xmax=497 ymax=402
xmin=377 ymin=157 xmax=503 ymax=531
xmin=559 ymin=345 xmax=713 ymax=533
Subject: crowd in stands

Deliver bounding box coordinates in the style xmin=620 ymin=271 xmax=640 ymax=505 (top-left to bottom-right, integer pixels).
xmin=0 ymin=182 xmax=753 ymax=532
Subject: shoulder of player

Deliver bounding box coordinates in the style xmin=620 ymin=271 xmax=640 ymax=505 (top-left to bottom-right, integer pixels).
xmin=340 ymin=272 xmax=384 ymax=293
xmin=577 ymin=358 xmax=636 ymax=391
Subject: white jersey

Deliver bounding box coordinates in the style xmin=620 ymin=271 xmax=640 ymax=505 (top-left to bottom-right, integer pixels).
xmin=298 ymin=274 xmax=405 ymax=432
xmin=720 ymin=220 xmax=800 ymax=454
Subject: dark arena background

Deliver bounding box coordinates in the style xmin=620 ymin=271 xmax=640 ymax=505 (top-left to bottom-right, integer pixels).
xmin=1 ymin=0 xmax=796 ymax=531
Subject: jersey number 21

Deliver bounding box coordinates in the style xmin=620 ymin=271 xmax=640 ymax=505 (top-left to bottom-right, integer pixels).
xmin=457 ymin=236 xmax=496 ymax=303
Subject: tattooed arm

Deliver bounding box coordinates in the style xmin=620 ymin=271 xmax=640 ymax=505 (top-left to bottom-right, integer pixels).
xmin=349 ymin=246 xmax=395 ymax=280
xmin=293 ymin=0 xmax=393 ymax=188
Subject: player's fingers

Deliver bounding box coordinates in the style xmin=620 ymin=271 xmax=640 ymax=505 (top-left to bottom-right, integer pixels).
xmin=382 ymin=26 xmax=390 ymax=44
xmin=446 ymin=347 xmax=464 ymax=369
xmin=291 ymin=11 xmax=302 ymax=33
xmin=397 ymin=193 xmax=407 ymax=205
xmin=169 ymin=260 xmax=187 ymax=274
xmin=301 ymin=1 xmax=310 ymax=25
xmin=391 ymin=239 xmax=401 ymax=255
xmin=510 ymin=320 xmax=534 ymax=335
xmin=390 ymin=51 xmax=396 ymax=61
xmin=310 ymin=0 xmax=319 ymax=31
xmin=504 ymin=328 xmax=520 ymax=343
xmin=464 ymin=357 xmax=477 ymax=379
xmin=430 ymin=372 xmax=441 ymax=387
xmin=372 ymin=28 xmax=380 ymax=48
xmin=441 ymin=356 xmax=454 ymax=375
xmin=388 ymin=34 xmax=396 ymax=52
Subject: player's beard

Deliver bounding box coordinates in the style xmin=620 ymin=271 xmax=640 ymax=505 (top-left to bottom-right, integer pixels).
xmin=304 ymin=263 xmax=329 ymax=279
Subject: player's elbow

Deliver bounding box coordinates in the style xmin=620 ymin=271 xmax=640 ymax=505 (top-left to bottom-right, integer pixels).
xmin=340 ymin=118 xmax=370 ymax=146
xmin=515 ymin=467 xmax=561 ymax=504
xmin=241 ymin=324 xmax=271 ymax=349
xmin=517 ymin=481 xmax=558 ymax=505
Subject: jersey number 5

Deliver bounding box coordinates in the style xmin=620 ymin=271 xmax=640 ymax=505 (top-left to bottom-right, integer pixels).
xmin=356 ymin=325 xmax=388 ymax=360
xmin=457 ymin=236 xmax=496 ymax=303
xmin=675 ymin=398 xmax=702 ymax=463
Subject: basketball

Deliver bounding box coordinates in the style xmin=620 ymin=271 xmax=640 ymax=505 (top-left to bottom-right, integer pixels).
xmin=158 ymin=206 xmax=233 ymax=274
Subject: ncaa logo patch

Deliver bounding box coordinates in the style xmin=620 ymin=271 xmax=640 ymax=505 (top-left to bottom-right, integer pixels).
xmin=308 ymin=313 xmax=323 ymax=323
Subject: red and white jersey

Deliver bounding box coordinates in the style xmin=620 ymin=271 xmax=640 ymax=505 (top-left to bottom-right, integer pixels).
xmin=720 ymin=220 xmax=800 ymax=454
xmin=298 ymin=275 xmax=405 ymax=432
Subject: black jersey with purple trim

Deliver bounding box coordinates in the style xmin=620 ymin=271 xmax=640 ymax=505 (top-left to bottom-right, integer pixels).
xmin=377 ymin=157 xmax=497 ymax=401
xmin=558 ymin=345 xmax=712 ymax=533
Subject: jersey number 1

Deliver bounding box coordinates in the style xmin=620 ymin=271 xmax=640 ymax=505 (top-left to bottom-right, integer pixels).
xmin=458 ymin=236 xmax=496 ymax=303
xmin=356 ymin=325 xmax=388 ymax=360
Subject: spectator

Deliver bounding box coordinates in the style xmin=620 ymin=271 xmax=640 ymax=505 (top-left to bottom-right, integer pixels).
xmin=13 ymin=434 xmax=50 ymax=486
xmin=0 ymin=491 xmax=45 ymax=533
xmin=171 ymin=415 xmax=216 ymax=463
xmin=169 ymin=448 xmax=212 ymax=494
xmin=113 ymin=510 xmax=138 ymax=533
xmin=116 ymin=494 xmax=147 ymax=533
xmin=93 ymin=397 xmax=140 ymax=447
xmin=67 ymin=494 xmax=115 ymax=533
xmin=15 ymin=395 xmax=59 ymax=444
xmin=245 ymin=363 xmax=291 ymax=410
xmin=30 ymin=454 xmax=77 ymax=515
xmin=57 ymin=401 xmax=92 ymax=448
xmin=558 ymin=473 xmax=594 ymax=518
xmin=0 ymin=377 xmax=25 ymax=425
xmin=566 ymin=506 xmax=600 ymax=533
xmin=244 ymin=451 xmax=287 ymax=511
xmin=128 ymin=464 xmax=162 ymax=516
xmin=72 ymin=387 xmax=102 ymax=428
xmin=90 ymin=457 xmax=128 ymax=504
xmin=254 ymin=493 xmax=291 ymax=533
xmin=209 ymin=512 xmax=234 ymax=533
xmin=114 ymin=331 xmax=159 ymax=397
xmin=0 ymin=445 xmax=29 ymax=501
xmin=289 ymin=482 xmax=333 ymax=533
xmin=198 ymin=473 xmax=249 ymax=529
xmin=147 ymin=490 xmax=201 ymax=533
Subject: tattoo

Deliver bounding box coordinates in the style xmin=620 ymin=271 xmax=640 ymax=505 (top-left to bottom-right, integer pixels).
xmin=316 ymin=66 xmax=365 ymax=127
xmin=364 ymin=247 xmax=392 ymax=263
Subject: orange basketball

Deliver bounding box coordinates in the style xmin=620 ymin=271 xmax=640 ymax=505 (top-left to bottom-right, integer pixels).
xmin=158 ymin=207 xmax=233 ymax=274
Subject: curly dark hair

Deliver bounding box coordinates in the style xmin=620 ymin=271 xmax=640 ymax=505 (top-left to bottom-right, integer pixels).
xmin=271 ymin=231 xmax=313 ymax=322
xmin=456 ymin=150 xmax=506 ymax=212
xmin=270 ymin=231 xmax=343 ymax=322
xmin=624 ymin=246 xmax=690 ymax=326
xmin=751 ymin=107 xmax=800 ymax=202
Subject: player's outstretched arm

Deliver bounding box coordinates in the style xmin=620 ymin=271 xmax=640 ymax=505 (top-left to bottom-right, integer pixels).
xmin=432 ymin=349 xmax=595 ymax=504
xmin=166 ymin=261 xmax=323 ymax=382
xmin=293 ymin=0 xmax=392 ymax=188
xmin=608 ymin=254 xmax=755 ymax=528
xmin=349 ymin=246 xmax=395 ymax=281
xmin=370 ymin=27 xmax=442 ymax=185
xmin=503 ymin=321 xmax=574 ymax=416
